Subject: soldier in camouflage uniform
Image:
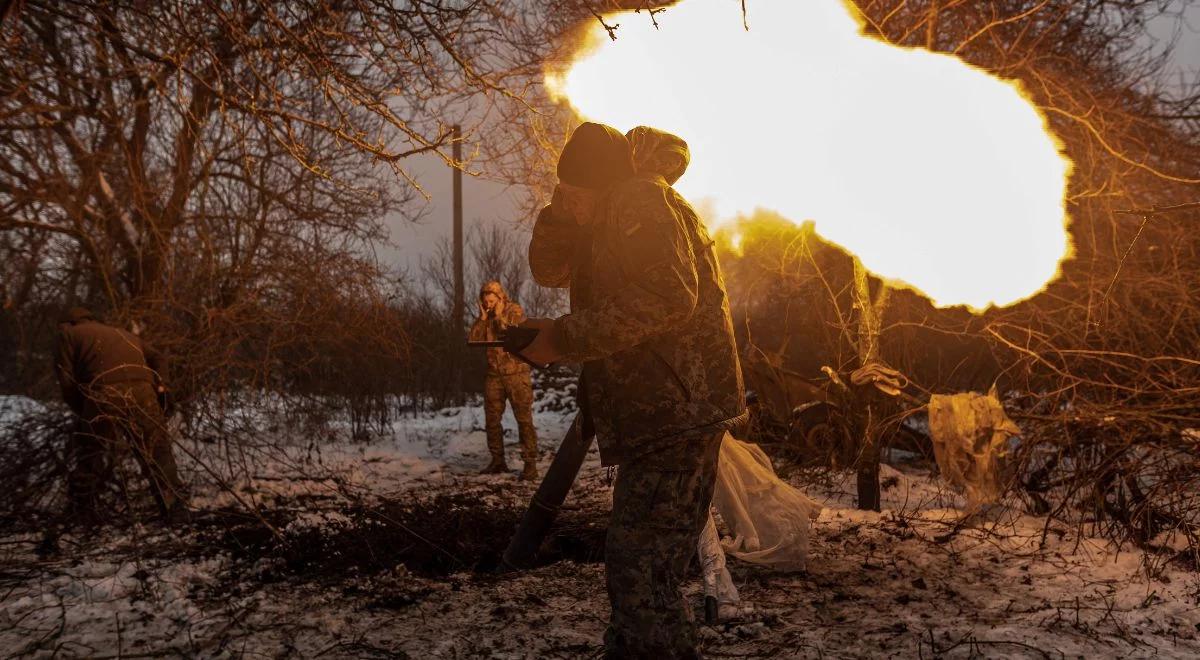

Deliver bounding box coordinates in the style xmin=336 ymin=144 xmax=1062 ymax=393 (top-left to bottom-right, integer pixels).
xmin=524 ymin=123 xmax=746 ymax=659
xmin=469 ymin=281 xmax=540 ymax=480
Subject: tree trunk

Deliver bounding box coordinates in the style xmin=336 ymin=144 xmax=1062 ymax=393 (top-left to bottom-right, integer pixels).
xmin=851 ymin=258 xmax=890 ymax=512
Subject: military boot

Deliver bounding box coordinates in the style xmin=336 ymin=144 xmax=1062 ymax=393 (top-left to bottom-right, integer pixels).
xmin=480 ymin=456 xmax=509 ymax=475
xmin=520 ymin=462 xmax=539 ymax=482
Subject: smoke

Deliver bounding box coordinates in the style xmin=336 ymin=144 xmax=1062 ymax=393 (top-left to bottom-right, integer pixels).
xmin=547 ymin=0 xmax=1072 ymax=310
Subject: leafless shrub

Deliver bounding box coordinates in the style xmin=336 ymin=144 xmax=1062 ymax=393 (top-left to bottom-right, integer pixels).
xmin=0 ymin=404 xmax=71 ymax=528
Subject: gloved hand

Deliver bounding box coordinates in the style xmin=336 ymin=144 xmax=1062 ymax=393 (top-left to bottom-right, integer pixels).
xmin=506 ymin=321 xmax=562 ymax=368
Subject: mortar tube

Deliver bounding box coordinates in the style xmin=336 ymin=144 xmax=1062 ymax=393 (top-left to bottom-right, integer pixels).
xmin=501 ymin=410 xmax=595 ymax=571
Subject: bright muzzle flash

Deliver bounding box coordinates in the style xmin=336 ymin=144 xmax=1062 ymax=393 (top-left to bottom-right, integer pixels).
xmin=546 ymin=0 xmax=1072 ymax=310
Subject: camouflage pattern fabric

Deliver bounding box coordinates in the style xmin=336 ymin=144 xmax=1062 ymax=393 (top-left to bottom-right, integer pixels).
xmin=67 ymin=381 xmax=183 ymax=519
xmin=469 ymin=290 xmax=532 ymax=377
xmin=530 ymin=128 xmax=745 ymax=657
xmin=627 ymin=126 xmax=690 ymax=186
xmin=530 ymin=166 xmax=746 ymax=466
xmin=528 ymin=202 xmax=582 ymax=291
xmin=604 ymin=431 xmax=723 ymax=659
xmin=470 ymin=282 xmax=537 ymax=464
xmin=482 ymin=372 xmax=539 ymax=465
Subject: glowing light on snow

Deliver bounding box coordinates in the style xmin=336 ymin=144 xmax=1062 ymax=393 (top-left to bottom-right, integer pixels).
xmin=546 ymin=0 xmax=1072 ymax=309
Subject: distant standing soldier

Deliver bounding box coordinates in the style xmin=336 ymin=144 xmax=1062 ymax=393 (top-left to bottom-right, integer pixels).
xmin=55 ymin=307 xmax=187 ymax=524
xmin=469 ymin=282 xmax=540 ymax=481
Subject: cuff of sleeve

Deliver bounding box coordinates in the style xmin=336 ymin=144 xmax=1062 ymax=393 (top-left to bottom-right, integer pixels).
xmin=554 ymin=315 xmax=588 ymax=363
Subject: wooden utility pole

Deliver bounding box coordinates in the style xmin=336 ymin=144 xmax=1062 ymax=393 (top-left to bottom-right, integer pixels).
xmin=452 ymin=125 xmax=464 ymax=336
xmin=451 ymin=125 xmax=465 ymax=402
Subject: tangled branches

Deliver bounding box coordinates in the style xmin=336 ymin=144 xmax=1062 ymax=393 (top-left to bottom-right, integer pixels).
xmin=722 ymin=0 xmax=1200 ymax=561
xmin=0 ymin=400 xmax=71 ymax=528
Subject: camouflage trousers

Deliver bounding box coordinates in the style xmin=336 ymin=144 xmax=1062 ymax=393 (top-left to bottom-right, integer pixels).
xmin=483 ymin=372 xmax=538 ymax=465
xmin=604 ymin=432 xmax=723 ymax=659
xmin=67 ymin=381 xmax=184 ymax=520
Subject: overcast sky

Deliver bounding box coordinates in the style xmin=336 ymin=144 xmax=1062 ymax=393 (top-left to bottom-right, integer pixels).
xmin=381 ymin=152 xmax=525 ymax=282
xmin=379 ymin=5 xmax=1200 ymax=280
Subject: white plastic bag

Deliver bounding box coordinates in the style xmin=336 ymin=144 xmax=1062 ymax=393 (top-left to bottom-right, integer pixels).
xmin=711 ymin=432 xmax=822 ymax=571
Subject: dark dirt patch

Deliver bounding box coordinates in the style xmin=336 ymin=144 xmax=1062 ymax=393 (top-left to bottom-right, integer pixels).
xmin=191 ymin=493 xmax=607 ymax=584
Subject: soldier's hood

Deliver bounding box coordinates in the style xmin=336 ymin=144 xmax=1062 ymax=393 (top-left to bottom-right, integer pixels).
xmin=479 ymin=280 xmax=508 ymax=301
xmin=558 ymin=122 xmax=634 ymax=190
xmin=626 ymin=126 xmax=690 ymax=186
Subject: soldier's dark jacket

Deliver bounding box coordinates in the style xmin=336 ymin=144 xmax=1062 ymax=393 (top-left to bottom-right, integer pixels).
xmin=530 ymin=130 xmax=746 ymax=466
xmin=56 ymin=320 xmax=166 ymax=414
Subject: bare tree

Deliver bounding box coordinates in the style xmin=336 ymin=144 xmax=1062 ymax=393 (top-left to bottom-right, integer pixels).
xmin=0 ymin=0 xmax=600 ymax=395
xmin=0 ymin=0 xmax=607 ymax=524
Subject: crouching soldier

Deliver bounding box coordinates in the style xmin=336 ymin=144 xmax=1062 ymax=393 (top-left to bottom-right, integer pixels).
xmin=522 ymin=123 xmax=746 ymax=658
xmin=55 ymin=307 xmax=188 ymax=524
xmin=469 ymin=282 xmax=540 ymax=480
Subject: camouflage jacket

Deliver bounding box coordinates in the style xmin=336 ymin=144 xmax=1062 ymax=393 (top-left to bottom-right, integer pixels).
xmin=529 ymin=175 xmax=746 ymax=466
xmin=469 ymin=302 xmax=531 ymax=376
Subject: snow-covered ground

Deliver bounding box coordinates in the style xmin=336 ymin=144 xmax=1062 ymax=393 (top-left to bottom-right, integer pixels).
xmin=185 ymin=392 xmax=578 ymax=510
xmin=1 ymin=391 xmax=1198 ymax=658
